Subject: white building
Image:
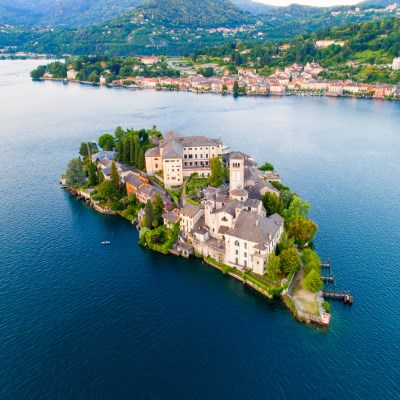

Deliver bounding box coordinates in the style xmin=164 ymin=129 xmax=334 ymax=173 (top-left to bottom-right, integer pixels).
xmin=145 ymin=132 xmax=223 ymax=188
xmin=392 ymin=57 xmax=400 ymax=71
xmin=189 ymin=152 xmax=284 ymax=275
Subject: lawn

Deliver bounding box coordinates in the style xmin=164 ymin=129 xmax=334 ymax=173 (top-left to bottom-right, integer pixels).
xmin=292 ymin=271 xmax=319 ymax=316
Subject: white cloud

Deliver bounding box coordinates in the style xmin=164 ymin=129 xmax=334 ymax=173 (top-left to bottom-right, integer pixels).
xmin=253 ymin=0 xmax=360 ymax=6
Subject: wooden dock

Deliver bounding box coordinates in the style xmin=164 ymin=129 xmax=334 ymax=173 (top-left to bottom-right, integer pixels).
xmin=320 ymin=261 xmax=331 ymax=268
xmin=321 ymin=275 xmax=335 ymax=283
xmin=322 ymin=290 xmax=353 ymax=304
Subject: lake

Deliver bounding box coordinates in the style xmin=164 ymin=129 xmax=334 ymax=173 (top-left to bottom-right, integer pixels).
xmin=0 ymin=60 xmax=399 ymax=399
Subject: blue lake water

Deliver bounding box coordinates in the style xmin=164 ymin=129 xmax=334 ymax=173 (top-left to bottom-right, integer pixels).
xmin=0 ymin=60 xmax=399 ymax=399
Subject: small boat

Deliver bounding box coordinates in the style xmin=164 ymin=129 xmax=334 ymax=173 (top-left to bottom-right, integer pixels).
xmin=101 ymin=241 xmax=111 ymax=245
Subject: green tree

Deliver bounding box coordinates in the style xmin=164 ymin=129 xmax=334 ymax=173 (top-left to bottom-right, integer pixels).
xmin=110 ymin=161 xmax=120 ymax=192
xmin=129 ymin=137 xmax=135 ymax=166
xmin=114 ymin=126 xmax=125 ymax=141
xmin=222 ymin=84 xmax=228 ymax=92
xmin=266 ymin=253 xmax=281 ymax=279
xmin=280 ymin=248 xmax=301 ymax=274
xmin=303 ymin=269 xmax=323 ymax=293
xmin=283 ymin=196 xmax=311 ymax=220
xmin=98 ymin=134 xmax=115 ymax=151
xmin=137 ymin=148 xmax=145 ymax=171
xmin=276 ymin=230 xmax=295 ymax=254
xmin=259 ymin=162 xmax=274 ymax=171
xmin=286 ymin=215 xmax=318 ymax=248
xmin=152 ymin=194 xmax=164 ymax=228
xmin=301 ymin=248 xmax=321 ymax=274
xmin=144 ymin=200 xmax=154 ymax=229
xmin=209 ymin=157 xmax=223 ymax=187
xmin=66 ymin=158 xmax=86 ymax=188
xmin=88 ymin=162 xmax=98 ymax=186
xmin=79 ymin=142 xmax=89 ymax=158
xmin=233 ymin=80 xmax=239 ymax=94
xmin=97 ymin=179 xmax=118 ymax=201
xmin=98 ymin=168 xmax=105 ymax=183
xmin=280 ymin=189 xmax=295 ymax=209
xmin=262 ymin=192 xmax=284 ymax=215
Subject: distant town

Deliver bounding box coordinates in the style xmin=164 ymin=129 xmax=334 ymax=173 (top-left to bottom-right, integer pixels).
xmin=36 ymin=55 xmax=400 ymax=100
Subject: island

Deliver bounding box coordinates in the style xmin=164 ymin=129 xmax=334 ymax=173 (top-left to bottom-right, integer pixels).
xmin=63 ymin=126 xmax=351 ymax=327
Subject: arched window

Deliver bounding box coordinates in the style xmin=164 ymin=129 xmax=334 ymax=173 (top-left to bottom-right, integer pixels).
xmin=235 ymin=240 xmax=239 ymax=246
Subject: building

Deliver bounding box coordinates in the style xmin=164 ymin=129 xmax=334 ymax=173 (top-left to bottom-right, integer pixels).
xmin=315 ymin=40 xmax=345 ymax=49
xmin=189 ymin=151 xmax=284 ymax=274
xmin=392 ymin=57 xmax=400 ymax=71
xmin=145 ymin=132 xmax=223 ymax=188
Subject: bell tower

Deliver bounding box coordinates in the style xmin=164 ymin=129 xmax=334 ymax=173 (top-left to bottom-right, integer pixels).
xmin=229 ymin=153 xmax=245 ymax=192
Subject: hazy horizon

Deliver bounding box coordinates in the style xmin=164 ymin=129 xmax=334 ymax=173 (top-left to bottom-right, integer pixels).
xmin=254 ymin=0 xmax=361 ymax=6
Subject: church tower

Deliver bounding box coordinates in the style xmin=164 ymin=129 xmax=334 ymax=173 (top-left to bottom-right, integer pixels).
xmin=229 ymin=152 xmax=245 ymax=191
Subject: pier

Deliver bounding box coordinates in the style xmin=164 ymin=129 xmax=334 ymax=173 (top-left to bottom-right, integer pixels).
xmin=321 ymin=274 xmax=335 ymax=283
xmin=322 ymin=290 xmax=353 ymax=304
xmin=320 ymin=261 xmax=331 ymax=268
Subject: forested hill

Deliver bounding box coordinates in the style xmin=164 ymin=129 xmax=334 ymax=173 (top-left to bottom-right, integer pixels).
xmin=136 ymin=0 xmax=252 ymax=28
xmin=0 ymin=0 xmax=145 ymax=27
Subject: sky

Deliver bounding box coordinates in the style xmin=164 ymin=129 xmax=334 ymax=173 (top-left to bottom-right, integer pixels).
xmin=254 ymin=0 xmax=360 ymax=6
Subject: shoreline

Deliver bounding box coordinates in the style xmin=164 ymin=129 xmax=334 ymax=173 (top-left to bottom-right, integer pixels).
xmin=39 ymin=77 xmax=400 ymax=102
xmin=65 ymin=185 xmax=330 ymax=328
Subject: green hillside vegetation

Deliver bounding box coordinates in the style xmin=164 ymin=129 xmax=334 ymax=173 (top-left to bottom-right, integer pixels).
xmin=137 ymin=0 xmax=251 ymax=28
xmin=0 ymin=0 xmax=145 ymax=27
xmin=196 ymin=17 xmax=400 ymax=83
xmin=2 ymin=0 xmax=399 ymax=57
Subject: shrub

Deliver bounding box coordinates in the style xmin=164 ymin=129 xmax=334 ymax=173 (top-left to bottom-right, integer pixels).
xmin=302 ymin=248 xmax=321 ymax=274
xmin=322 ymin=301 xmax=330 ymax=313
xmin=303 ymin=269 xmax=323 ymax=293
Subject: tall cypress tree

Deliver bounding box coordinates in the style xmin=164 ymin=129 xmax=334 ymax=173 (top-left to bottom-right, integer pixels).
xmin=110 ymin=161 xmax=120 ymax=194
xmin=130 ymin=137 xmax=136 ymax=166
xmin=133 ymin=135 xmax=141 ymax=167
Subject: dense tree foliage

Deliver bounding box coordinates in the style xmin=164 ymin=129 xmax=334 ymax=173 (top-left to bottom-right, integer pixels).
xmin=262 ymin=192 xmax=284 ymax=216
xmin=280 ymin=248 xmax=301 ymax=274
xmin=98 ymin=134 xmax=115 ymax=151
xmin=286 ymin=215 xmax=318 ymax=248
xmin=303 ymin=269 xmax=323 ymax=293
xmin=301 ymin=248 xmax=321 ymax=275
xmin=209 ymin=157 xmax=224 ymax=187
xmin=259 ymin=162 xmax=274 ymax=171
xmin=88 ymin=162 xmax=98 ymax=187
xmin=137 ymin=0 xmax=250 ymax=29
xmin=266 ymin=253 xmax=281 ymax=279
xmin=66 ymin=158 xmax=85 ymax=187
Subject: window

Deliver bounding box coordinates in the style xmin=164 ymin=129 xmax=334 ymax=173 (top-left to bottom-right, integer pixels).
xmin=235 ymin=240 xmax=239 ymax=246
xmin=244 ymin=243 xmax=247 ymax=249
xmin=244 ymin=260 xmax=247 ymax=268
xmin=206 ymin=154 xmax=208 ymax=158
xmin=235 ymin=250 xmax=238 ymax=255
xmin=189 ymin=154 xmax=193 ymax=159
xmin=155 ymin=164 xmax=158 ymax=168
xmin=195 ymin=154 xmax=197 ymax=158
xmin=244 ymin=252 xmax=247 ymax=258
xmin=222 ymin=216 xmax=228 ymax=222
xmin=184 ymin=155 xmax=187 ymax=159
xmin=235 ymin=258 xmax=238 ymax=265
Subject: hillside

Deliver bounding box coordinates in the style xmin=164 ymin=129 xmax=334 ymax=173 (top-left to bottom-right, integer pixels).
xmin=197 ymin=17 xmax=400 ymax=83
xmin=136 ymin=0 xmax=252 ymax=28
xmin=230 ymin=0 xmax=276 ymax=15
xmin=0 ymin=0 xmax=145 ymax=27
